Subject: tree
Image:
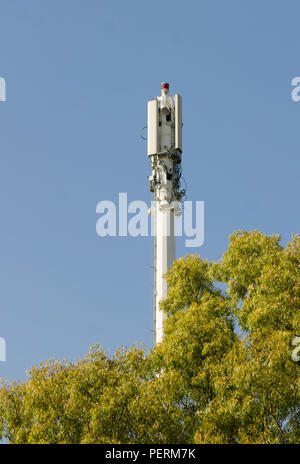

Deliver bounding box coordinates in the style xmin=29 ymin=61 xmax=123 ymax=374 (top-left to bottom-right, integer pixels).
xmin=1 ymin=230 xmax=299 ymax=444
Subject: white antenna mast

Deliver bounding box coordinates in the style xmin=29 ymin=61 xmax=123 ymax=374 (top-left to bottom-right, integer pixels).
xmin=147 ymin=83 xmax=183 ymax=344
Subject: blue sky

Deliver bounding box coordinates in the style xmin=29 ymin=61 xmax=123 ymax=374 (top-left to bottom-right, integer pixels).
xmin=0 ymin=0 xmax=299 ymax=381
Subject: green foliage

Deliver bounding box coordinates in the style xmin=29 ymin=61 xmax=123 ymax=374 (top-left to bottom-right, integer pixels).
xmin=1 ymin=230 xmax=300 ymax=443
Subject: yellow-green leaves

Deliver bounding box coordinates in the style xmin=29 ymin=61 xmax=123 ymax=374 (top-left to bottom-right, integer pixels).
xmin=1 ymin=230 xmax=299 ymax=443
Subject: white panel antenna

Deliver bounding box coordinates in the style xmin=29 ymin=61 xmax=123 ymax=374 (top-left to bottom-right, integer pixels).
xmin=174 ymin=94 xmax=182 ymax=152
xmin=147 ymin=99 xmax=159 ymax=156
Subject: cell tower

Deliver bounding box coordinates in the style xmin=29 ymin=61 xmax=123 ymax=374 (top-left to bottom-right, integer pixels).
xmin=147 ymin=83 xmax=184 ymax=345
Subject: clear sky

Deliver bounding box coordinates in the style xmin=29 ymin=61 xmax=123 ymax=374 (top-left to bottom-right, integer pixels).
xmin=0 ymin=0 xmax=300 ymax=381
